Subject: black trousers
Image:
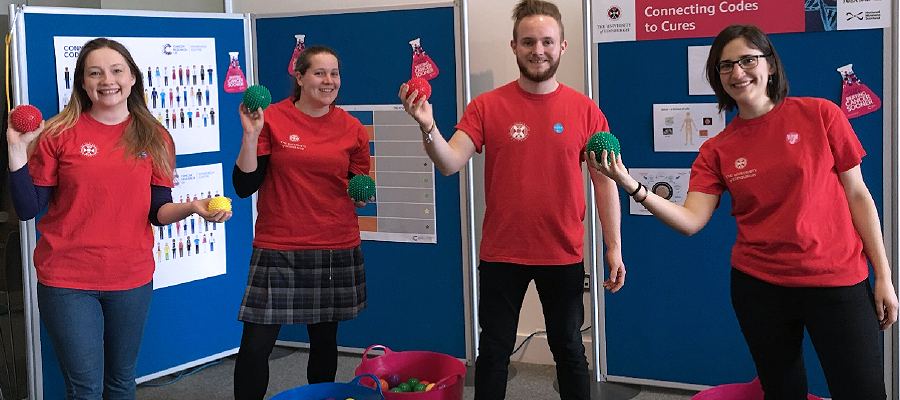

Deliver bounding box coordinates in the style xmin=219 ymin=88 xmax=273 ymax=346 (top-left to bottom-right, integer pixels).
xmin=474 ymin=260 xmax=590 ymax=400
xmin=731 ymin=268 xmax=885 ymax=400
xmin=233 ymin=321 xmax=339 ymax=400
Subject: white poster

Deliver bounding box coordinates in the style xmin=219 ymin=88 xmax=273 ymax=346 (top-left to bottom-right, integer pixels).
xmin=653 ymin=103 xmax=725 ymax=152
xmin=688 ymin=45 xmax=714 ymax=95
xmin=341 ymin=105 xmax=437 ymax=244
xmin=53 ymin=37 xmax=221 ymax=155
xmin=591 ymin=0 xmax=637 ymax=43
xmin=629 ymin=168 xmax=690 ymax=216
xmin=152 ymin=163 xmax=227 ymax=289
xmin=837 ymin=0 xmax=889 ymax=30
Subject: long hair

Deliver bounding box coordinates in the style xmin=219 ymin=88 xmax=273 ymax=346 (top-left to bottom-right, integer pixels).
xmin=706 ymin=24 xmax=789 ymax=113
xmin=512 ymin=0 xmax=565 ymax=42
xmin=38 ymin=38 xmax=174 ymax=179
xmin=290 ymin=46 xmax=340 ymax=102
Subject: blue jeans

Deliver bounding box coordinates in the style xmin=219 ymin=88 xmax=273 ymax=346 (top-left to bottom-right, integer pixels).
xmin=474 ymin=261 xmax=590 ymax=400
xmin=38 ymin=281 xmax=153 ymax=400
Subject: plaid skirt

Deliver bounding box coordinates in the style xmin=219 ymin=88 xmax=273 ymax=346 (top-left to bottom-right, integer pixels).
xmin=238 ymin=246 xmax=366 ymax=325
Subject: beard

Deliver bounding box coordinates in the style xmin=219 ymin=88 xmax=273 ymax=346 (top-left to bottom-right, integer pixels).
xmin=517 ymin=57 xmax=560 ymax=83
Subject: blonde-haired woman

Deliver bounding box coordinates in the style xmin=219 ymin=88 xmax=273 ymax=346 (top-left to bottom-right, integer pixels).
xmin=6 ymin=37 xmax=231 ymax=399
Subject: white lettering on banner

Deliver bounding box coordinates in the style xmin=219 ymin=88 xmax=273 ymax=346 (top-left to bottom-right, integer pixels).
xmin=718 ymin=0 xmax=760 ymax=13
xmin=662 ymin=20 xmax=696 ymax=31
xmin=226 ymin=75 xmax=243 ymax=88
xmin=643 ymin=2 xmax=759 ymax=18
xmin=414 ymin=63 xmax=433 ymax=78
xmin=643 ymin=1 xmax=759 ymax=34
xmin=644 ymin=4 xmax=717 ymax=17
xmin=845 ymin=91 xmax=874 ymax=112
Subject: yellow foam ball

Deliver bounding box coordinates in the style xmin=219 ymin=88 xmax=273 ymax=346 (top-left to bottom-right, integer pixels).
xmin=207 ymin=197 xmax=232 ymax=212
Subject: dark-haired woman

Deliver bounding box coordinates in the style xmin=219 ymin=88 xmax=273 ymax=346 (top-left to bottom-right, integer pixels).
xmin=592 ymin=25 xmax=896 ymax=399
xmin=232 ymin=46 xmax=372 ymax=400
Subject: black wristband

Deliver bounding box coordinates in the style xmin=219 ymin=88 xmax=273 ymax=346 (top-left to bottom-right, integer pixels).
xmin=628 ymin=181 xmax=642 ymax=196
xmin=635 ymin=185 xmax=649 ymax=203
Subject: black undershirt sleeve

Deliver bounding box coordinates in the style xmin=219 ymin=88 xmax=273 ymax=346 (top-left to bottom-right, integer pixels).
xmin=232 ymin=155 xmax=270 ymax=198
xmin=149 ymin=185 xmax=173 ymax=226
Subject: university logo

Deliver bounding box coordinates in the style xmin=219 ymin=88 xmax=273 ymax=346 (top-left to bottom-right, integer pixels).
xmin=786 ymin=132 xmax=800 ymax=144
xmin=608 ymin=6 xmax=622 ymax=21
xmin=80 ymin=142 xmax=98 ymax=157
xmin=509 ymin=123 xmax=529 ymax=141
xmin=734 ymin=157 xmax=747 ymax=169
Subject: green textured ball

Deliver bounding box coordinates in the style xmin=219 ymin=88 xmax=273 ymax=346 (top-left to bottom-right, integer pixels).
xmin=586 ymin=131 xmax=621 ymax=163
xmin=348 ymin=174 xmax=376 ymax=202
xmin=242 ymin=85 xmax=272 ymax=112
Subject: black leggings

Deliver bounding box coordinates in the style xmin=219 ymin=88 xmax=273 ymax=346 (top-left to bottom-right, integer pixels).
xmin=731 ymin=268 xmax=885 ymax=400
xmin=233 ymin=321 xmax=339 ymax=400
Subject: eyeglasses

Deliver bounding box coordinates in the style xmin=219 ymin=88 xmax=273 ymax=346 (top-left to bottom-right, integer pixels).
xmin=716 ymin=54 xmax=771 ymax=74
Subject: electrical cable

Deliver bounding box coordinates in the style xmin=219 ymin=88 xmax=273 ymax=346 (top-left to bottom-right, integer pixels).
xmin=510 ymin=325 xmax=592 ymax=356
xmin=138 ymin=359 xmax=223 ymax=387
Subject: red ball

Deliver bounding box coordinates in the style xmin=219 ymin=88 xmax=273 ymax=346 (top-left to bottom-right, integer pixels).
xmin=11 ymin=105 xmax=42 ymax=133
xmin=406 ymin=77 xmax=431 ymax=103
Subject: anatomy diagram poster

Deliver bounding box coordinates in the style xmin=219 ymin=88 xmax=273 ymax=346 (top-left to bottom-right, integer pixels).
xmin=653 ymin=103 xmax=724 ymax=152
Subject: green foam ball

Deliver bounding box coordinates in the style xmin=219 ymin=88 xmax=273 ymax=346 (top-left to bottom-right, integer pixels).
xmin=586 ymin=131 xmax=621 ymax=163
xmin=243 ymin=85 xmax=272 ymax=112
xmin=348 ymin=175 xmax=376 ymax=202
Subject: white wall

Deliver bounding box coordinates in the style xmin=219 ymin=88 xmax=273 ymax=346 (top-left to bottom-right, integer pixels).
xmin=100 ymin=0 xmax=223 ymax=12
xmin=0 ymin=0 xmax=222 ymax=12
xmin=233 ymin=0 xmax=594 ymax=366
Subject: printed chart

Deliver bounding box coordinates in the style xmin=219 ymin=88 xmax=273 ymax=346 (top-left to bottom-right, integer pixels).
xmin=343 ymin=105 xmax=437 ymax=244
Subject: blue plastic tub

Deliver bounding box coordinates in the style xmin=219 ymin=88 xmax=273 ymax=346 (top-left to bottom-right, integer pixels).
xmin=270 ymin=374 xmax=386 ymax=400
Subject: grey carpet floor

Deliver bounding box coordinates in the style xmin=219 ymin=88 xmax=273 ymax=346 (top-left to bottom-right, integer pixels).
xmin=135 ymin=346 xmax=697 ymax=400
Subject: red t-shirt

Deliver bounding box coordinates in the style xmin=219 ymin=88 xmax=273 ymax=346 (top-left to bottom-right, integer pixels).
xmin=29 ymin=113 xmax=174 ymax=290
xmin=254 ymin=99 xmax=371 ymax=250
xmin=689 ymin=97 xmax=868 ymax=287
xmin=456 ymin=82 xmax=608 ymax=265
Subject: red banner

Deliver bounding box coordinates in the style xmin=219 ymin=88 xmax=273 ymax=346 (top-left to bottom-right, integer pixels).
xmin=635 ymin=0 xmax=805 ymax=41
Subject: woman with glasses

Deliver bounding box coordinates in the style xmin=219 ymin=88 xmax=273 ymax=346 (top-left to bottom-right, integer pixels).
xmin=591 ymin=24 xmax=896 ymax=399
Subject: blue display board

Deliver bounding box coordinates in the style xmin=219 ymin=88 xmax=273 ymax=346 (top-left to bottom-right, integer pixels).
xmin=254 ymin=6 xmax=466 ymax=358
xmin=19 ymin=9 xmax=252 ymax=399
xmin=597 ymin=29 xmax=884 ymax=397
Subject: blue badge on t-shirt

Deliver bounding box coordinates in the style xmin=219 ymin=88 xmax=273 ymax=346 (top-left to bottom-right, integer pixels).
xmin=553 ymin=123 xmax=564 ymax=133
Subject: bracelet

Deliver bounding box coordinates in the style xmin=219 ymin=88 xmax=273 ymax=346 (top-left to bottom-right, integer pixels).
xmin=420 ymin=120 xmax=436 ymax=144
xmin=420 ymin=120 xmax=436 ymax=134
xmin=628 ymin=181 xmax=642 ymax=196
xmin=634 ymin=185 xmax=649 ymax=203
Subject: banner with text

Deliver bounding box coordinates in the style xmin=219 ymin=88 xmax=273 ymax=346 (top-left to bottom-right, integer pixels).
xmin=593 ymin=0 xmax=889 ymax=43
